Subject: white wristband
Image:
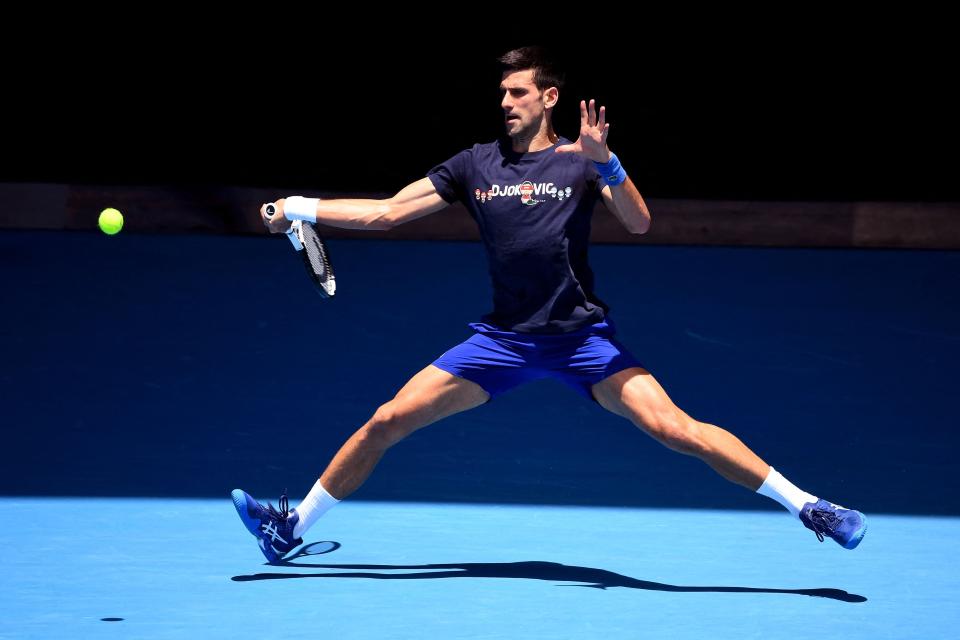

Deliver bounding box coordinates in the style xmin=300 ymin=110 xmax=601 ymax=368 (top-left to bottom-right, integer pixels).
xmin=283 ymin=196 xmax=319 ymax=223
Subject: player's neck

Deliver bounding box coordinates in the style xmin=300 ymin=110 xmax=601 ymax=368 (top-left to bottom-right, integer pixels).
xmin=511 ymin=123 xmax=558 ymax=154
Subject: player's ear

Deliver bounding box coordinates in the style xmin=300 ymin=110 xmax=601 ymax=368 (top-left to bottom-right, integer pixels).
xmin=543 ymin=86 xmax=559 ymax=109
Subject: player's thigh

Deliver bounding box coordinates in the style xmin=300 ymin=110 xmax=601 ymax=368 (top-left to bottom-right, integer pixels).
xmin=378 ymin=364 xmax=490 ymax=432
xmin=591 ymin=366 xmax=686 ymax=433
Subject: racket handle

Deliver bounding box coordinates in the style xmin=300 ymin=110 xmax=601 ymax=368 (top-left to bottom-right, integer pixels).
xmin=285 ymin=220 xmax=304 ymax=251
xmin=265 ymin=203 xmax=278 ymax=219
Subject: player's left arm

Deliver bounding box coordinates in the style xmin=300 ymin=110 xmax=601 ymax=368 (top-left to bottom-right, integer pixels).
xmin=600 ymin=177 xmax=650 ymax=235
xmin=557 ymin=99 xmax=651 ymax=235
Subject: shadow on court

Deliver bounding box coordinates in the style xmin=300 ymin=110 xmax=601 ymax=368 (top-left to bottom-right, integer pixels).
xmin=231 ymin=544 xmax=866 ymax=602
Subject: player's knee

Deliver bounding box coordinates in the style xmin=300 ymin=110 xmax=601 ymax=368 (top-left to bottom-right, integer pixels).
xmin=365 ymin=403 xmax=413 ymax=448
xmin=650 ymin=412 xmax=707 ymax=456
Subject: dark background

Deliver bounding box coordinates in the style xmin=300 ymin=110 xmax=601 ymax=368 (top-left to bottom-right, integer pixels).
xmin=2 ymin=231 xmax=958 ymax=514
xmin=3 ymin=20 xmax=955 ymax=201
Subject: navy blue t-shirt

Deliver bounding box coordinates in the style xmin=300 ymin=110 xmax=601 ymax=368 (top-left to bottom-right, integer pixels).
xmin=428 ymin=137 xmax=609 ymax=334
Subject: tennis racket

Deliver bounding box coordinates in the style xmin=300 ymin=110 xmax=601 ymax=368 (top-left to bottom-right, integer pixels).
xmin=265 ymin=203 xmax=336 ymax=298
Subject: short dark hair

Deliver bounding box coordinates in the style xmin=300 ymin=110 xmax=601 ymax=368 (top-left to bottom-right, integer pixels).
xmin=497 ymin=46 xmax=565 ymax=93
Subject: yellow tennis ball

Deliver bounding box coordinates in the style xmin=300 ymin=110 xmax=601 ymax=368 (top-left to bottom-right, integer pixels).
xmin=98 ymin=208 xmax=124 ymax=235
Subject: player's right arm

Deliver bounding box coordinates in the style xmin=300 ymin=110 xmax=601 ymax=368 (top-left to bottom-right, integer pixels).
xmin=260 ymin=177 xmax=449 ymax=234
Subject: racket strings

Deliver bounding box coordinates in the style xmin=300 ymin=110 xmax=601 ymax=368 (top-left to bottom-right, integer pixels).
xmin=305 ymin=235 xmax=332 ymax=278
xmin=302 ymin=224 xmax=336 ymax=296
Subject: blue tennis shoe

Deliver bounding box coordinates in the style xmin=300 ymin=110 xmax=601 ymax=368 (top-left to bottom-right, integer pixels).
xmin=231 ymin=489 xmax=302 ymax=563
xmin=799 ymin=499 xmax=867 ymax=549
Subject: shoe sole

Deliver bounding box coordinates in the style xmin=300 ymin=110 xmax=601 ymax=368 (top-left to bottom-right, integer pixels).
xmin=257 ymin=538 xmax=283 ymax=564
xmin=843 ymin=512 xmax=868 ymax=550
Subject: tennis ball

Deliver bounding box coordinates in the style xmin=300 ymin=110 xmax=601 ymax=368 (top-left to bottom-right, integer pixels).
xmin=98 ymin=208 xmax=124 ymax=235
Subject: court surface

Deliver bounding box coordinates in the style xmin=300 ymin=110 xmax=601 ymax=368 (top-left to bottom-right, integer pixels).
xmin=3 ymin=499 xmax=958 ymax=639
xmin=2 ymin=231 xmax=959 ymax=638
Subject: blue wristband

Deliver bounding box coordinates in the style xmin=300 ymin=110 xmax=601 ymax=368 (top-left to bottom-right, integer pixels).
xmin=594 ymin=153 xmax=627 ymax=186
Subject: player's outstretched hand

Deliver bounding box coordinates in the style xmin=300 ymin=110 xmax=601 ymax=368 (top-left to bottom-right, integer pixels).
xmin=556 ymin=99 xmax=612 ymax=163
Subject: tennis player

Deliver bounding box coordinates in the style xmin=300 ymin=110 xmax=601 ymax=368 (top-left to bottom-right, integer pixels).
xmin=233 ymin=47 xmax=866 ymax=563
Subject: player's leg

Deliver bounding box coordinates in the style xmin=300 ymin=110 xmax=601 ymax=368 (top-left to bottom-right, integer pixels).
xmin=320 ymin=364 xmax=490 ymax=499
xmin=591 ymin=367 xmax=867 ymax=549
xmin=591 ymin=367 xmax=768 ymax=488
xmin=233 ymin=364 xmax=489 ymax=563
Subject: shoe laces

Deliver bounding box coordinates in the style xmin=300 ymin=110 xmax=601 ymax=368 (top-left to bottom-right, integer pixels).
xmin=807 ymin=507 xmax=841 ymax=543
xmin=265 ymin=491 xmax=291 ymax=522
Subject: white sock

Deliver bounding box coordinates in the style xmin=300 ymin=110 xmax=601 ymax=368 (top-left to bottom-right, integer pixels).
xmin=756 ymin=467 xmax=818 ymax=518
xmin=290 ymin=479 xmax=340 ymax=539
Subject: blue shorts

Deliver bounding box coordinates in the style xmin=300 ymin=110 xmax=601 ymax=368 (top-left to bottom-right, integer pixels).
xmin=431 ymin=317 xmax=644 ymax=402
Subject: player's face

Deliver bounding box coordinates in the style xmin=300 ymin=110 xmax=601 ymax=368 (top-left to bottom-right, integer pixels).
xmin=500 ymin=69 xmax=550 ymax=139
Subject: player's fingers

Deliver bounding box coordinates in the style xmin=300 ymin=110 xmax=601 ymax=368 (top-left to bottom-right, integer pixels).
xmin=601 ymin=123 xmax=610 ymax=145
xmin=579 ymin=100 xmax=588 ymax=126
xmin=598 ymin=105 xmax=606 ymax=129
xmin=260 ymin=204 xmax=272 ymax=226
xmin=261 ymin=203 xmax=281 ymax=232
xmin=588 ymin=99 xmax=596 ymax=127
